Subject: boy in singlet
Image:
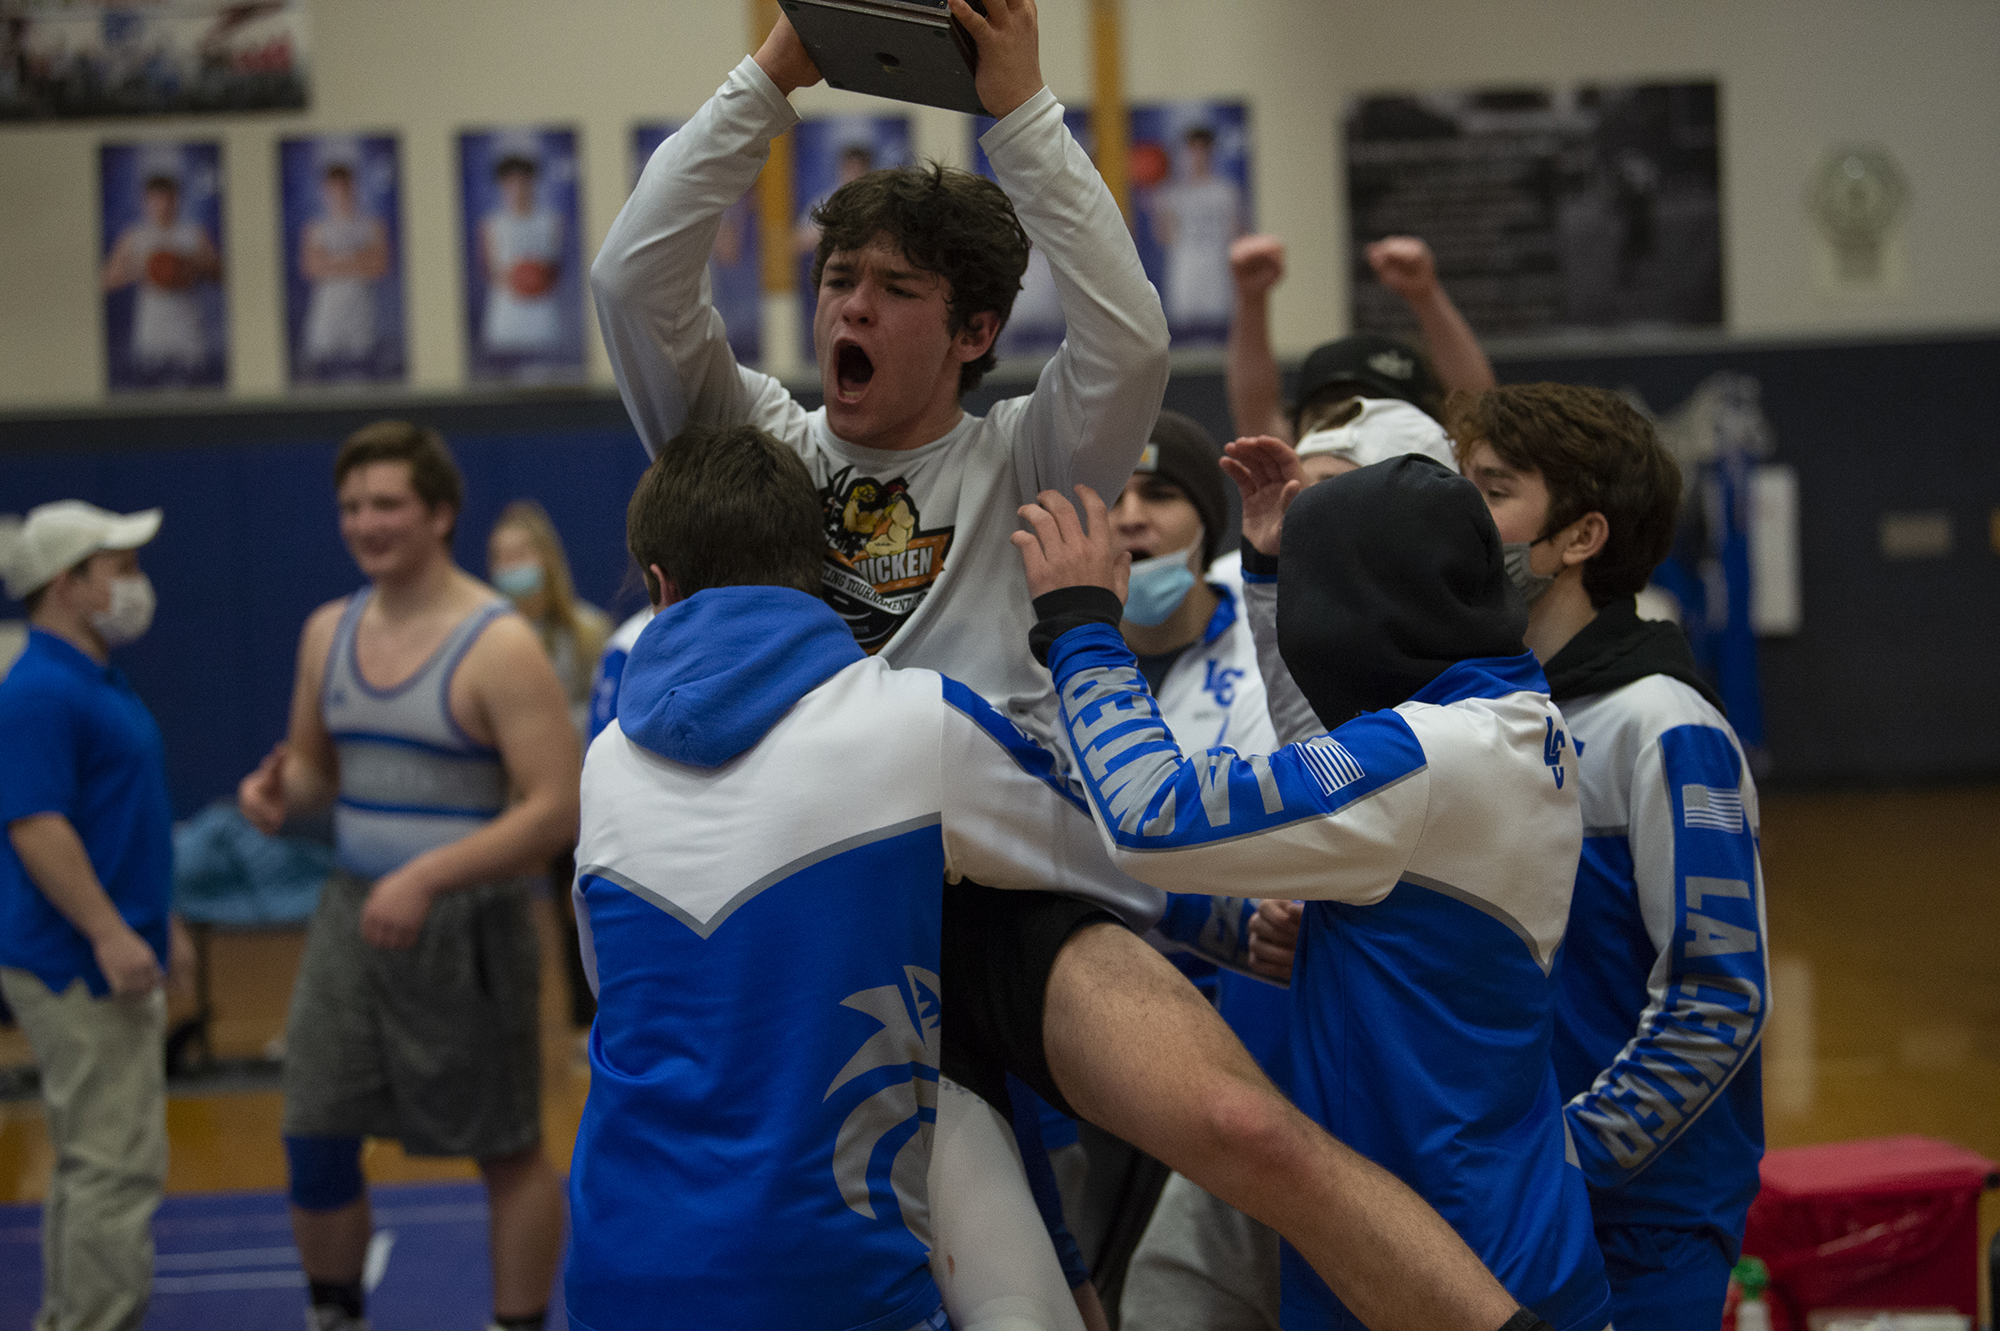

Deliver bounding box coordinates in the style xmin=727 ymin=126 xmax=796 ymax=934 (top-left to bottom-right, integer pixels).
xmin=239 ymin=421 xmax=580 ymax=1331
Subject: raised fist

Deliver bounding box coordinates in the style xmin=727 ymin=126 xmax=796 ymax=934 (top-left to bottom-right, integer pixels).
xmin=507 ymin=258 xmax=558 ymax=299
xmin=1230 ymin=234 xmax=1286 ymax=299
xmin=1364 ymin=236 xmax=1438 ymax=300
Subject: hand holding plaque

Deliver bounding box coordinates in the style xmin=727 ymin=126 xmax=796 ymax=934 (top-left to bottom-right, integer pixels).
xmin=776 ymin=0 xmax=1042 ymax=119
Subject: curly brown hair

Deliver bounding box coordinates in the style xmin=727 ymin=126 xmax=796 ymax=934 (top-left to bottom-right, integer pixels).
xmin=811 ymin=162 xmax=1031 ymax=396
xmin=1446 ymin=383 xmax=1682 ymax=608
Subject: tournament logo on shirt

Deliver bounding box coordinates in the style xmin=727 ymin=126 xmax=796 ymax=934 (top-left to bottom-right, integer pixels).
xmin=820 ymin=467 xmax=954 ymax=654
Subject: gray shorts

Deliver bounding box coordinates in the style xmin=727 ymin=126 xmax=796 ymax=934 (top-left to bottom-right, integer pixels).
xmin=282 ymin=869 xmax=542 ymax=1159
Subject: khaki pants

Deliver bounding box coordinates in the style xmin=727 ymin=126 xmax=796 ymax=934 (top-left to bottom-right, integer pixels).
xmin=1120 ymin=1171 xmax=1282 ymax=1331
xmin=0 ymin=969 xmax=167 ymax=1331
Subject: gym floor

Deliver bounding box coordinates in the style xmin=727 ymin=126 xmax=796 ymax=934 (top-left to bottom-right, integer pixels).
xmin=2 ymin=785 xmax=1995 ymax=1322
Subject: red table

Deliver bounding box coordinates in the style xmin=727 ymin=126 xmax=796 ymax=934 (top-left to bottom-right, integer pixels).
xmin=1741 ymin=1136 xmax=1997 ymax=1331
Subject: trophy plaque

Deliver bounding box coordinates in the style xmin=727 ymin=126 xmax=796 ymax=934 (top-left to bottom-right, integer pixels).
xmin=780 ymin=0 xmax=989 ymax=117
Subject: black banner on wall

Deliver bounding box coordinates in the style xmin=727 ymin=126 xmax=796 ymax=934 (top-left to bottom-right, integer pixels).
xmin=1346 ymin=81 xmax=1722 ymax=339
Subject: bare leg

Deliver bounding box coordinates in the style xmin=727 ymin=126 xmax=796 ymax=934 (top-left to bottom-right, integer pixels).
xmin=291 ymin=1196 xmax=371 ymax=1283
xmin=1043 ymin=923 xmax=1519 ymax=1331
xmin=479 ymin=1143 xmax=565 ymax=1320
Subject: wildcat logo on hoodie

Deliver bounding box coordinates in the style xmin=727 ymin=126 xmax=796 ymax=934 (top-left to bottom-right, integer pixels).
xmin=820 ymin=466 xmax=954 ymax=654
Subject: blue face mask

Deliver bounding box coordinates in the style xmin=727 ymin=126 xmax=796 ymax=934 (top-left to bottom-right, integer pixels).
xmin=492 ymin=562 xmax=545 ymax=599
xmin=1123 ymin=539 xmax=1201 ymax=627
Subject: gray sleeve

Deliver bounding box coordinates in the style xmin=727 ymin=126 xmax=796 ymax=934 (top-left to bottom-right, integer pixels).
xmin=590 ymin=56 xmax=811 ymax=459
xmin=979 ymin=88 xmax=1171 ymax=506
xmin=1241 ymin=577 xmax=1322 ymax=744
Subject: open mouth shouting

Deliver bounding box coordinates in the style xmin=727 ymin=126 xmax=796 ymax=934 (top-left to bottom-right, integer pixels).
xmin=834 ymin=341 xmax=875 ymax=404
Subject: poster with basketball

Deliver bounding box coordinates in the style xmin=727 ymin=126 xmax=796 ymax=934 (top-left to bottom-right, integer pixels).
xmin=971 ymin=101 xmax=1252 ymax=354
xmin=791 ymin=114 xmax=914 ymax=364
xmin=279 ymin=133 xmax=405 ymax=387
xmin=458 ymin=126 xmax=586 ymax=383
xmin=969 ymin=105 xmax=1094 ymax=360
xmin=1128 ymin=101 xmax=1251 ymax=347
xmin=633 ymin=123 xmax=762 ymax=367
xmin=100 ymin=140 xmax=228 ymax=393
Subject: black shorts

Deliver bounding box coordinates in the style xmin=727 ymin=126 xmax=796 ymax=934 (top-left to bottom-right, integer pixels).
xmin=940 ymin=880 xmax=1121 ymax=1123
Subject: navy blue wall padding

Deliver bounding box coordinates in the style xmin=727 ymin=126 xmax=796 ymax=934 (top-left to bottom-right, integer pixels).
xmin=284 ymin=1134 xmax=365 ymax=1211
xmin=1481 ymin=334 xmax=2000 ymax=786
xmin=3 ymin=407 xmax=651 ymax=818
xmin=3 ymin=333 xmax=1996 ymax=796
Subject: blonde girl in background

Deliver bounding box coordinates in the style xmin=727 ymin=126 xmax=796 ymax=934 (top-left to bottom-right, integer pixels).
xmin=486 ymin=500 xmax=611 ymax=738
xmin=486 ymin=499 xmax=611 ymax=1030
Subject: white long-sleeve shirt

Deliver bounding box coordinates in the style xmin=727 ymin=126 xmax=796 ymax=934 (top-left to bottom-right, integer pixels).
xmin=591 ymin=56 xmax=1170 ymax=761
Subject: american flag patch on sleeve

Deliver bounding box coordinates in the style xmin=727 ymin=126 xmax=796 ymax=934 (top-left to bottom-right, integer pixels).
xmin=1682 ymin=783 xmax=1745 ymax=832
xmin=1300 ymin=739 xmax=1365 ymax=796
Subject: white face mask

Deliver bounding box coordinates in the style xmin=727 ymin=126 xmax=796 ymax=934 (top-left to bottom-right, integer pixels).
xmin=91 ymin=574 xmax=156 ymax=648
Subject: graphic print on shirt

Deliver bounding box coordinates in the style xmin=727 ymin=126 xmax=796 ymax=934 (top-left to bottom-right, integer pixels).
xmin=820 ymin=466 xmax=955 ymax=653
xmin=826 ymin=965 xmax=942 ymax=1248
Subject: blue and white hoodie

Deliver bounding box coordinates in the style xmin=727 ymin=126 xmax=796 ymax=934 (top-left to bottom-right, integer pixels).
xmin=1042 ymin=618 xmax=1612 ymax=1331
xmin=564 ymin=587 xmax=1158 ymax=1331
xmin=1541 ymin=599 xmax=1770 ymax=1252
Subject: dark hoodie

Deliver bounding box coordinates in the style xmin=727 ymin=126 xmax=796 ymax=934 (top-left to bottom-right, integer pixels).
xmin=1275 ymin=454 xmax=1530 ymax=728
xmin=616 ymin=585 xmax=863 ymax=768
xmin=1539 ymin=595 xmax=1723 ymax=711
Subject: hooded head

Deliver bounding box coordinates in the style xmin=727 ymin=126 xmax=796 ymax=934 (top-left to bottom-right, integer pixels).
xmin=1276 ymin=455 xmax=1527 ymax=728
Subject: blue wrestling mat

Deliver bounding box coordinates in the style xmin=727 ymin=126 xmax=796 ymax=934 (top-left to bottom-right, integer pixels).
xmin=0 ymin=1181 xmax=569 ymax=1330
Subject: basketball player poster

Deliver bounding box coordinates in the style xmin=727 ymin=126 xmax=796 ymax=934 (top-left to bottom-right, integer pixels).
xmin=1128 ymin=101 xmax=1251 ymax=347
xmin=633 ymin=123 xmax=762 ymax=367
xmin=457 ymin=126 xmax=586 ymax=383
xmin=791 ymin=115 xmax=913 ymax=364
xmin=970 ymin=101 xmax=1251 ymax=356
xmin=100 ymin=140 xmax=228 ymax=393
xmin=278 ymin=134 xmax=405 ymax=387
xmin=968 ymin=106 xmax=1094 ymax=360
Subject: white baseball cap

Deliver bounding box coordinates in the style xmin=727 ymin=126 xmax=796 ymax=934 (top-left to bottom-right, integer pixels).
xmin=0 ymin=501 xmax=162 ymax=601
xmin=1295 ymin=397 xmax=1459 ymax=474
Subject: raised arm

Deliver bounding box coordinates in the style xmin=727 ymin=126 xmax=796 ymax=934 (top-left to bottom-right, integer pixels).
xmin=1220 ymin=435 xmax=1320 ymax=742
xmin=1565 ymin=724 xmax=1769 ymax=1189
xmin=1365 ymin=237 xmax=1494 ymax=393
xmin=971 ymin=0 xmax=1169 ymax=505
xmin=590 ymin=23 xmax=814 ymax=458
xmin=1225 ymin=235 xmax=1292 ymax=442
xmin=1014 ymin=488 xmax=1425 ymax=900
xmin=354 ymin=615 xmax=580 ymax=950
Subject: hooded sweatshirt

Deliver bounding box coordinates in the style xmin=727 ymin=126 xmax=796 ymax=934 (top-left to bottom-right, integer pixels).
xmin=565 ymin=586 xmax=1166 ymax=1331
xmin=1540 ymin=595 xmax=1770 ymax=1266
xmin=1032 ymin=457 xmax=1611 ymax=1331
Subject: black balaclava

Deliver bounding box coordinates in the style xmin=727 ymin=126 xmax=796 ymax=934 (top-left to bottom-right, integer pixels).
xmin=1277 ymin=454 xmax=1528 ymax=729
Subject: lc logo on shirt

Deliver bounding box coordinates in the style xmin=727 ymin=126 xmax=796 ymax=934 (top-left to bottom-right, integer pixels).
xmin=1543 ymin=716 xmax=1568 ymax=789
xmin=819 ymin=467 xmax=955 ymax=654
xmin=1202 ymin=661 xmax=1244 ymax=707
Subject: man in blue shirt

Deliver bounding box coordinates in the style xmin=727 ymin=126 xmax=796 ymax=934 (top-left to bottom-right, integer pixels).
xmin=0 ymin=499 xmax=186 ymax=1331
